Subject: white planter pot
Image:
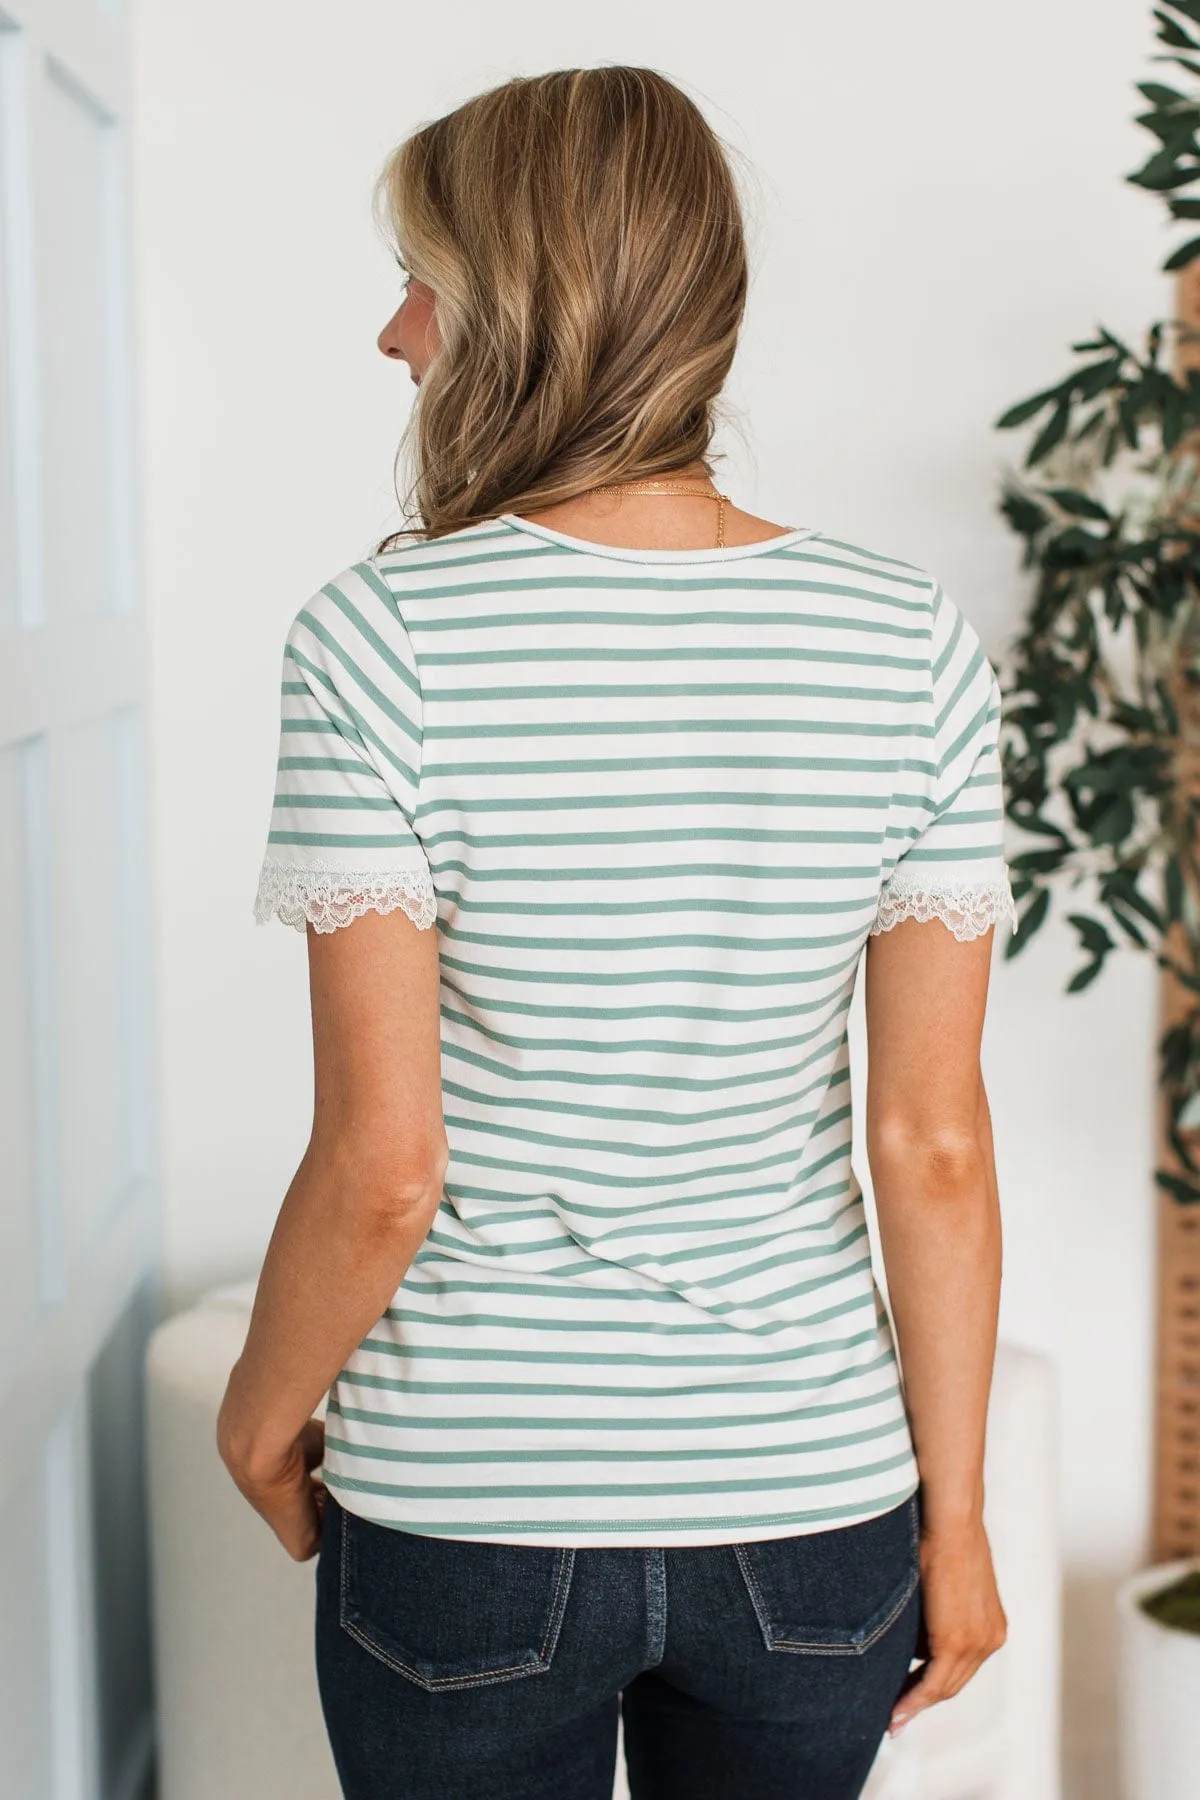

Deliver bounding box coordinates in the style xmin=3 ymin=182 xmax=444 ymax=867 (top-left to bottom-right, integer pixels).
xmin=1115 ymin=1557 xmax=1200 ymax=1800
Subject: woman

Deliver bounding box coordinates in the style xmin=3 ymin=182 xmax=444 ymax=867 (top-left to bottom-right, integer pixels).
xmin=217 ymin=64 xmax=1011 ymax=1800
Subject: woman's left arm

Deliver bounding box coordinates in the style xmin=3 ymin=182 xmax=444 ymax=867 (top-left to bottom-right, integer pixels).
xmin=216 ymin=902 xmax=446 ymax=1560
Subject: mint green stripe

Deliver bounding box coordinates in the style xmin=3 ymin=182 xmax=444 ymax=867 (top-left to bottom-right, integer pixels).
xmin=331 ymin=1330 xmax=885 ymax=1396
xmin=357 ymin=1291 xmax=873 ymax=1364
xmin=419 ymin=716 xmax=927 ymax=742
xmin=318 ymin=1446 xmax=917 ymax=1503
xmin=273 ymin=793 xmax=398 ymax=811
xmin=323 ymin=1415 xmax=903 ymax=1466
xmin=421 ymin=752 xmax=932 ymax=777
xmin=331 ymin=1364 xmax=897 ymax=1427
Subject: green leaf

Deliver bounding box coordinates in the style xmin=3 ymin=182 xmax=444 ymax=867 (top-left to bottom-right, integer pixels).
xmin=1118 ymin=394 xmax=1141 ymax=450
xmin=1090 ymin=795 xmax=1136 ymax=847
xmin=1161 ymin=1022 xmax=1194 ymax=1079
xmin=999 ymin=490 xmax=1049 ymax=538
xmin=1139 ymin=80 xmax=1190 ymax=104
xmin=1075 ymin=355 xmax=1124 ymax=400
xmin=1155 ymin=9 xmax=1200 ymax=51
xmin=1010 ymin=845 xmax=1068 ymax=875
xmin=1104 ymin=876 xmax=1167 ymax=934
xmin=1067 ymin=913 xmax=1115 ymax=956
xmin=1109 ymin=903 xmax=1150 ymax=948
xmin=1157 ymin=954 xmax=1200 ymax=993
xmin=1136 ymin=109 xmax=1200 ymax=148
xmin=1131 ymin=146 xmax=1200 ymax=190
xmin=1012 ymin=811 xmax=1072 ymax=844
xmin=1066 ymin=956 xmax=1106 ymax=993
xmin=1164 ymin=232 xmax=1200 ymax=270
xmin=1005 ymin=884 xmax=1050 ymax=958
xmin=1167 ymin=854 xmax=1185 ymax=922
xmin=1155 ymin=1168 xmax=1200 ymax=1203
xmin=1107 ymin=705 xmax=1155 ymax=738
xmin=1094 ymin=325 xmax=1133 ymax=356
xmin=1131 ymin=144 xmax=1186 ymax=187
xmin=1044 ymin=487 xmax=1112 ymax=521
xmin=1027 ymin=397 xmax=1072 ymax=466
xmin=1075 ymin=404 xmax=1109 ymax=442
xmin=1169 ymin=197 xmax=1200 ymax=217
xmin=995 ymin=386 xmax=1063 ymax=430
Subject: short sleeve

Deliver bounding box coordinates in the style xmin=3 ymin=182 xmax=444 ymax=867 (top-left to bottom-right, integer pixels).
xmin=869 ymin=580 xmax=1017 ymax=942
xmin=252 ymin=561 xmax=438 ymax=934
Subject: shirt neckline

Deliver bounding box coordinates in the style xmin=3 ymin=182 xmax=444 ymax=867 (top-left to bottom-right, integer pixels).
xmin=497 ymin=513 xmax=819 ymax=564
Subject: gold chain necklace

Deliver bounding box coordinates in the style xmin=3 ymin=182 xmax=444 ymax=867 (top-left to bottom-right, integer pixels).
xmin=594 ymin=477 xmax=730 ymax=549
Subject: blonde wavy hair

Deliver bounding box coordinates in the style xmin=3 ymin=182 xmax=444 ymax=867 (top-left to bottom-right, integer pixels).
xmin=373 ymin=65 xmax=751 ymax=547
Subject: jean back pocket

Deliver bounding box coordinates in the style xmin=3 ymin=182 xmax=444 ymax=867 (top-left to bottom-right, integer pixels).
xmin=336 ymin=1497 xmax=576 ymax=1692
xmin=733 ymin=1490 xmax=920 ymax=1657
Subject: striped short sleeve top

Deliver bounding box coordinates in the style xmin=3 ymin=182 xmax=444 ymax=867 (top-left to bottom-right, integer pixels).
xmin=254 ymin=512 xmax=1017 ymax=1547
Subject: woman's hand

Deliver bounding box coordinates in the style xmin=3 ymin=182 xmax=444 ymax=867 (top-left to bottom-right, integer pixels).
xmin=888 ymin=1516 xmax=1007 ymax=1737
xmin=216 ymin=1371 xmax=328 ymax=1562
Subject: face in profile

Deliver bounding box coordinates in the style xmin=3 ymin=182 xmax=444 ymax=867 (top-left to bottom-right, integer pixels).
xmin=377 ymin=266 xmax=441 ymax=385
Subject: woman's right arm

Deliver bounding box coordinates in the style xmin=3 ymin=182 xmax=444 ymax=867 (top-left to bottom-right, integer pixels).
xmin=863 ymin=913 xmax=1009 ymax=1737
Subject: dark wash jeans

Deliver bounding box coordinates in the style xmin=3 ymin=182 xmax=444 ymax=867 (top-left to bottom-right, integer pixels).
xmin=314 ymin=1486 xmax=924 ymax=1800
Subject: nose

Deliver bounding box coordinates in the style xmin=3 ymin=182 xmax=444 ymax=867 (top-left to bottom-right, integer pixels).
xmin=378 ymin=307 xmax=405 ymax=359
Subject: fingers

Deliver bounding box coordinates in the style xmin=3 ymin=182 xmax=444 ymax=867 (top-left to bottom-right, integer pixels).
xmin=225 ymin=1435 xmax=327 ymax=1562
xmin=278 ymin=1476 xmax=326 ymax=1562
xmin=254 ymin=1468 xmax=326 ymax=1562
xmin=299 ymin=1415 xmax=326 ymax=1472
xmin=888 ymin=1610 xmax=1007 ymax=1736
xmin=887 ymin=1648 xmax=972 ymax=1733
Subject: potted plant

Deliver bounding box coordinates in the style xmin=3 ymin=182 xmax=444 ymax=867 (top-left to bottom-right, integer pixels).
xmin=992 ymin=6 xmax=1200 ymax=1791
xmin=1115 ymin=1561 xmax=1200 ymax=1797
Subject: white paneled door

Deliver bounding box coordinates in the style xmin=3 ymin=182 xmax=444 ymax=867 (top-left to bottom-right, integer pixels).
xmin=0 ymin=3 xmax=160 ymax=1799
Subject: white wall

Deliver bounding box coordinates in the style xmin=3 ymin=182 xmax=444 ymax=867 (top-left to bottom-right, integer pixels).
xmin=130 ymin=3 xmax=1165 ymax=1794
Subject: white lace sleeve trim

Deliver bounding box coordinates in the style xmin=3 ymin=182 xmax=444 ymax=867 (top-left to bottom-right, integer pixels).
xmin=870 ymin=872 xmax=1018 ymax=942
xmin=254 ymin=860 xmax=438 ymax=933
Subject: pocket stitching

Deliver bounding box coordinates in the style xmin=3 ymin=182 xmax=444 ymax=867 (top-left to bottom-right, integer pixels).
xmin=337 ymin=1508 xmax=576 ymax=1691
xmin=734 ymin=1493 xmax=921 ymax=1659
